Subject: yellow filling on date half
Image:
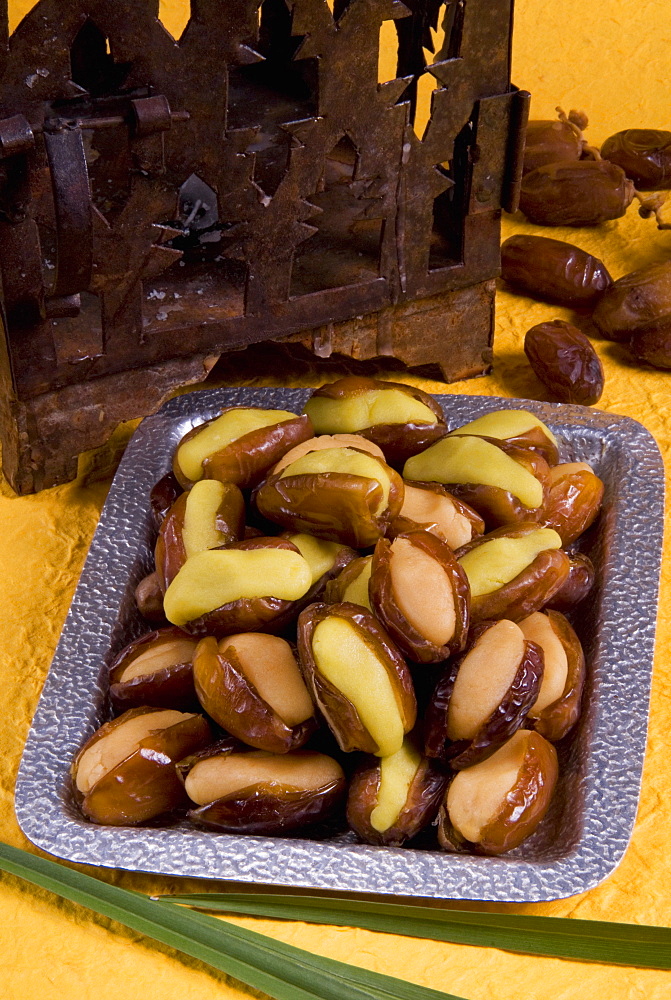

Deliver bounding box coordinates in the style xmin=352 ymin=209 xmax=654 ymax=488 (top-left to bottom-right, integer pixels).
xmin=448 ymin=409 xmax=558 ymax=447
xmin=280 ymin=448 xmax=392 ymax=516
xmin=305 ymin=389 xmax=437 ymax=433
xmin=177 ymin=408 xmax=298 ymax=482
xmin=163 ymin=548 xmax=312 ymax=626
xmin=458 ymin=528 xmax=562 ymax=598
xmin=311 ymin=617 xmax=404 ymax=757
xmin=285 ymin=533 xmax=345 ymax=585
xmin=182 ymin=479 xmax=229 ymax=558
xmin=342 ymin=557 xmax=373 ymax=611
xmin=403 ymin=436 xmax=544 ymax=509
xmin=370 ymin=738 xmax=422 ymax=833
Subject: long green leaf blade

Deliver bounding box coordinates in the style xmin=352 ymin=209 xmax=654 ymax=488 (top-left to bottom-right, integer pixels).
xmin=0 ymin=843 xmax=465 ymax=1000
xmin=159 ymin=892 xmax=671 ymax=970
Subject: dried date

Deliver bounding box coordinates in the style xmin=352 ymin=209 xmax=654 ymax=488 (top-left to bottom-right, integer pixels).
xmin=524 ymin=320 xmax=604 ymax=405
xmin=601 ymin=129 xmax=671 ymax=190
xmin=519 ymin=160 xmax=634 ymax=226
xmin=500 ymin=235 xmax=612 ymax=307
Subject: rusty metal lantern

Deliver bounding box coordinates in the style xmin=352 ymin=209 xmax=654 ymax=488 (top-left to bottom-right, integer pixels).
xmin=0 ymin=0 xmax=527 ymax=493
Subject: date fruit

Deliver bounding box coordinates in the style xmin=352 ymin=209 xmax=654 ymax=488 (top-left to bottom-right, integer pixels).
xmin=546 ymin=551 xmax=595 ymax=612
xmin=324 ymin=554 xmax=373 ymax=610
xmin=456 ymin=523 xmax=569 ymax=623
xmin=629 ymin=319 xmax=671 ymax=369
xmin=541 ymin=462 xmax=604 ymax=545
xmin=182 ymin=744 xmax=346 ymax=835
xmin=193 ymin=633 xmax=317 ymax=753
xmin=447 ymin=409 xmax=559 ymax=466
xmin=520 ymin=160 xmax=635 ymax=226
xmin=369 ymin=530 xmax=470 ymax=663
xmin=255 ymin=444 xmax=404 ymax=547
xmin=592 ymin=261 xmax=671 ymax=342
xmin=346 ymin=738 xmax=447 ymax=846
xmin=134 ymin=571 xmax=165 ymax=623
xmin=303 ymin=376 xmax=446 ymax=466
xmin=501 ymin=235 xmax=612 ymax=307
xmin=404 ymin=434 xmax=549 ymax=529
xmin=424 ymin=619 xmax=544 ymax=768
xmin=519 ymin=610 xmax=585 ymax=741
xmin=437 ymin=729 xmax=558 ymax=855
xmin=109 ymin=627 xmax=199 ymax=711
xmin=174 ymin=407 xmax=313 ymax=489
xmin=162 ymin=537 xmax=312 ymax=635
xmin=155 ymin=479 xmax=245 ymax=591
xmin=601 ymin=129 xmax=671 ymax=190
xmin=523 ymin=117 xmax=583 ymax=175
xmin=297 ymin=603 xmax=416 ymax=756
xmin=71 ymin=707 xmax=211 ymax=826
xmin=524 ymin=320 xmax=605 ymax=406
xmin=387 ymin=482 xmax=484 ymax=549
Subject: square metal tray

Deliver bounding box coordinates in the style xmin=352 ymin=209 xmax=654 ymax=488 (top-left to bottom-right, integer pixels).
xmin=15 ymin=388 xmax=665 ymax=902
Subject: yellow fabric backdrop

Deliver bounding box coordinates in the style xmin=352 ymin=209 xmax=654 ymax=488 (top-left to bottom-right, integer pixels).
xmin=1 ymin=1 xmax=670 ymax=998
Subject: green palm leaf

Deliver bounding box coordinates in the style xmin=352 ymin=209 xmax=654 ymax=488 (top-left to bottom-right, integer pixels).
xmin=0 ymin=842 xmax=465 ymax=1000
xmin=159 ymin=891 xmax=671 ymax=970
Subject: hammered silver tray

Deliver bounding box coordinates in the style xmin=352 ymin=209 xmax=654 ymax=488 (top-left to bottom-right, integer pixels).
xmin=16 ymin=388 xmax=664 ymax=902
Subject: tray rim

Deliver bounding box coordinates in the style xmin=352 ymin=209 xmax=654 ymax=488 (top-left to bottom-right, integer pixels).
xmin=15 ymin=387 xmax=665 ymax=902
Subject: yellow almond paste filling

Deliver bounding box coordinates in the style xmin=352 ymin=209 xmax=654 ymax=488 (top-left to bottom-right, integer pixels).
xmin=448 ymin=409 xmax=558 ymax=447
xmin=404 ymin=435 xmax=543 ymax=509
xmin=458 ymin=529 xmax=562 ymax=598
xmin=182 ymin=479 xmax=229 ymax=558
xmin=177 ymin=408 xmax=297 ymax=482
xmin=312 ymin=617 xmax=404 ymax=757
xmin=280 ymin=448 xmax=392 ymax=516
xmin=163 ymin=548 xmax=312 ymax=626
xmin=305 ymin=389 xmax=437 ymax=433
xmin=370 ymin=739 xmax=422 ymax=833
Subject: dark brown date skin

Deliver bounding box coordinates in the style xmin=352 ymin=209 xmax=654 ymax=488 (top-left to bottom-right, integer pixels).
xmin=72 ymin=708 xmax=212 ymax=826
xmin=546 ymin=551 xmax=595 ymax=612
xmin=541 ymin=463 xmax=604 ymax=546
xmin=174 ymin=410 xmax=314 ymax=490
xmin=501 ymin=235 xmax=612 ymax=307
xmin=456 ymin=523 xmax=571 ymax=624
xmin=297 ymin=602 xmax=417 ymax=755
xmin=601 ymin=129 xmax=671 ymax=190
xmin=523 ymin=119 xmax=582 ymax=174
xmin=443 ymin=438 xmax=551 ymax=531
xmin=424 ymin=623 xmax=544 ymax=768
xmin=108 ymin=627 xmax=199 ymax=712
xmin=154 ymin=481 xmax=246 ymax=592
xmin=346 ymin=754 xmax=448 ymax=846
xmin=150 ymin=472 xmax=183 ymax=528
xmin=324 ymin=555 xmax=372 ymax=608
xmin=524 ymin=320 xmax=605 ymax=406
xmin=526 ymin=611 xmax=586 ymax=742
xmin=179 ymin=537 xmax=309 ymax=638
xmin=630 ymin=319 xmax=671 ymax=369
xmin=304 ymin=376 xmax=447 ymax=467
xmin=592 ymin=261 xmax=671 ymax=343
xmin=369 ymin=531 xmax=470 ymax=663
xmin=254 ymin=452 xmax=404 ymax=548
xmin=437 ymin=731 xmax=558 ymax=855
xmin=520 ymin=160 xmax=635 ymax=226
xmin=192 ymin=635 xmax=318 ymax=754
xmin=134 ymin=572 xmax=166 ymax=623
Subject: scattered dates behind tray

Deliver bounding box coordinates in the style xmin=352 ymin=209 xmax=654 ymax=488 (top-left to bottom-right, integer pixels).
xmin=72 ymin=377 xmax=603 ymax=858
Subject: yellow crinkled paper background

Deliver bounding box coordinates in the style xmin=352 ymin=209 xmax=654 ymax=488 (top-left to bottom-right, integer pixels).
xmin=1 ymin=1 xmax=670 ymax=998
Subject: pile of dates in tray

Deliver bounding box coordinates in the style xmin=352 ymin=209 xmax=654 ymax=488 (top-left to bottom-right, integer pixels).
xmin=71 ymin=376 xmax=602 ymax=857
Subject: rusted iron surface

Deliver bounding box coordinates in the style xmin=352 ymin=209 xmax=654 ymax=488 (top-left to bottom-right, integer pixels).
xmin=0 ymin=0 xmax=521 ymax=493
